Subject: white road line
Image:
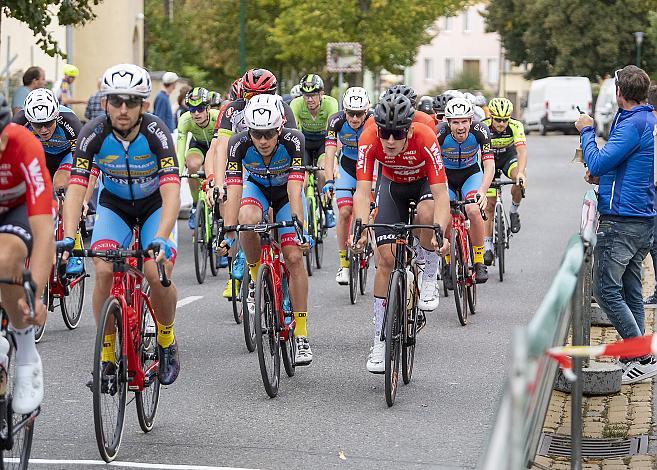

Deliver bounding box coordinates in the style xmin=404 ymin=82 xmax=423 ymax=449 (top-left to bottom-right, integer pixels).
xmin=9 ymin=458 xmax=259 ymax=470
xmin=176 ymin=295 xmax=203 ymax=308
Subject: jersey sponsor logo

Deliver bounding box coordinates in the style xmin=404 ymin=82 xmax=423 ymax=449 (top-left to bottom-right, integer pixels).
xmin=227 ymin=162 xmax=239 ymax=171
xmin=147 ymin=121 xmax=170 ymax=150
xmin=283 ymin=132 xmax=301 ymax=151
xmin=27 ymin=159 xmax=46 ymax=197
xmin=160 ymin=156 xmax=175 ymax=169
xmin=99 ymin=155 xmax=120 ymax=165
xmin=75 ymin=157 xmax=90 ymax=170
xmin=0 ymin=224 xmax=31 ymax=242
xmin=291 ymin=157 xmax=302 ymax=167
xmin=474 ymin=123 xmax=488 ymax=139
xmin=57 ymin=115 xmax=76 ymax=137
xmin=327 ymin=130 xmax=336 ymax=139
xmin=376 ymin=233 xmax=397 ymax=242
xmin=0 ymin=182 xmax=26 ymax=202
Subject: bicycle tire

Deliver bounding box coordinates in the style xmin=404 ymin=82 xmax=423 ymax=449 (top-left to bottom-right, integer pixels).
xmin=242 ymin=267 xmax=256 ymax=352
xmin=496 ymin=204 xmax=505 ymax=282
xmin=255 ymin=264 xmax=280 ymax=398
xmin=92 ymin=297 xmax=127 ymax=462
xmin=466 ymin=237 xmax=477 ymax=316
xmin=359 ymin=243 xmax=370 ymax=295
xmin=314 ymin=192 xmax=324 ymax=269
xmin=348 ymin=251 xmax=358 ymax=304
xmin=209 ymin=209 xmax=219 ymax=277
xmin=402 ymin=273 xmax=418 ymax=385
xmin=384 ymin=271 xmax=403 ymax=407
xmin=135 ymin=282 xmax=160 ymax=433
xmin=61 ymin=271 xmax=86 ymax=329
xmin=305 ymin=198 xmax=314 ymax=276
xmin=281 ymin=320 xmax=296 ymax=378
xmin=231 ymin=253 xmax=244 ymax=325
xmin=440 ymin=255 xmax=449 ymax=298
xmin=451 ymin=229 xmax=467 ymax=326
xmin=34 ymin=285 xmax=48 ymax=343
xmin=193 ymin=199 xmax=208 ymax=284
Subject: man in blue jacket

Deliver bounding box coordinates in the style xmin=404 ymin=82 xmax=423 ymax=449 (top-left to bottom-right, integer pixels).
xmin=576 ymin=65 xmax=657 ymax=385
xmin=153 ymin=71 xmax=178 ymax=132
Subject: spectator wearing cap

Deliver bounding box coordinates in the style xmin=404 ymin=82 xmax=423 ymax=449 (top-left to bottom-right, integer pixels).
xmin=11 ymin=66 xmax=46 ymax=114
xmin=154 ymin=71 xmax=178 ymax=131
xmin=54 ymin=64 xmax=86 ymax=106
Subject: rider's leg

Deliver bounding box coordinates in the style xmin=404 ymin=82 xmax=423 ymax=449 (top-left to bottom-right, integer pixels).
xmin=185 ymin=150 xmax=204 ymax=205
xmin=337 ymin=204 xmax=353 ymax=262
xmin=509 ymin=164 xmax=522 ymax=207
xmin=53 ymin=169 xmax=70 ymax=191
xmin=335 ymin=159 xmax=357 ymax=275
xmin=238 ymin=204 xmax=264 ymax=277
xmin=484 ymin=192 xmax=496 ymax=263
xmin=281 ymin=243 xmax=308 ymax=330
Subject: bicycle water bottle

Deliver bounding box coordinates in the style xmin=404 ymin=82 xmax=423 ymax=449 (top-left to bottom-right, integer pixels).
xmin=405 ymin=267 xmax=415 ymax=309
xmin=0 ymin=335 xmax=9 ymax=395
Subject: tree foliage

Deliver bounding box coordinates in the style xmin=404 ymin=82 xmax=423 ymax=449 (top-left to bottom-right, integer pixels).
xmin=484 ymin=0 xmax=657 ymax=80
xmin=1 ymin=0 xmax=103 ymax=57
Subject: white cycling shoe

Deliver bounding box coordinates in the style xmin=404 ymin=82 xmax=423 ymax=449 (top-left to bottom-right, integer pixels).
xmin=295 ymin=336 xmax=313 ymax=365
xmin=366 ymin=339 xmax=385 ymax=374
xmin=13 ymin=356 xmax=44 ymax=415
xmin=336 ymin=267 xmax=349 ymax=285
xmin=418 ymin=279 xmax=440 ymax=311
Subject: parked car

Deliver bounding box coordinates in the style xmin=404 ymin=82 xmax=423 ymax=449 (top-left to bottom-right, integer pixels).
xmin=594 ymin=78 xmax=618 ymax=139
xmin=523 ymin=76 xmax=592 ymax=135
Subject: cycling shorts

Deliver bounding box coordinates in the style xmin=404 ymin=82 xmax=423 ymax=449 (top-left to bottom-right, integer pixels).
xmin=373 ymin=175 xmax=432 ymax=247
xmin=495 ymin=152 xmax=518 ymax=179
xmin=0 ymin=204 xmax=33 ymax=254
xmin=335 ymin=156 xmax=357 ymax=209
xmin=91 ymin=189 xmax=178 ymax=263
xmin=445 ymin=165 xmax=482 ymax=202
xmin=241 ymin=179 xmax=308 ymax=247
xmin=45 ymin=151 xmax=73 ymax=179
xmin=305 ymin=139 xmax=325 ymax=167
xmin=186 ymin=139 xmax=210 ymax=161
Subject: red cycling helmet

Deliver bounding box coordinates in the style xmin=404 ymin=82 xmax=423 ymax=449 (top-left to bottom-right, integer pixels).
xmin=230 ymin=78 xmax=243 ymax=100
xmin=241 ymin=68 xmax=277 ymax=96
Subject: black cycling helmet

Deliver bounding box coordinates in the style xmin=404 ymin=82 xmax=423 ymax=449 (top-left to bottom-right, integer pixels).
xmin=0 ymin=94 xmax=10 ymax=134
xmin=299 ymin=73 xmax=324 ymax=94
xmin=433 ymin=94 xmax=450 ymax=114
xmin=417 ymin=98 xmax=434 ymax=114
xmin=384 ymin=85 xmax=418 ymax=107
xmin=374 ymin=94 xmax=415 ymax=130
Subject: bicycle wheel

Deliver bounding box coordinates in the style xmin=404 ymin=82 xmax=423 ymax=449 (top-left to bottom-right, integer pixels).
xmin=359 ymin=242 xmax=371 ymax=295
xmin=61 ymin=271 xmax=86 ymax=329
xmin=440 ymin=256 xmax=449 ymax=298
xmin=402 ymin=277 xmax=418 ymax=385
xmin=314 ymin=193 xmax=324 ymax=269
xmin=255 ymin=264 xmax=280 ymax=398
xmin=92 ymin=297 xmax=127 ymax=462
xmin=466 ymin=237 xmax=477 ymax=316
xmin=281 ymin=321 xmax=296 ymax=378
xmin=193 ymin=199 xmax=208 ymax=284
xmin=384 ymin=271 xmax=403 ymax=407
xmin=34 ymin=284 xmax=48 ymax=343
xmin=495 ymin=204 xmax=505 ymax=282
xmin=135 ymin=282 xmax=160 ymax=433
xmin=305 ymin=197 xmax=315 ymax=276
xmin=209 ymin=210 xmax=219 ymax=277
xmin=348 ymin=251 xmax=358 ymax=304
xmin=231 ymin=258 xmax=243 ymax=325
xmin=451 ymin=230 xmax=467 ymax=326
xmin=242 ymin=267 xmax=256 ymax=352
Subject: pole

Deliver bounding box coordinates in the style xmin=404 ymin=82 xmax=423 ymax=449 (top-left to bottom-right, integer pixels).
xmin=4 ymin=36 xmax=9 ymax=100
xmin=338 ymin=72 xmax=343 ymax=110
xmin=570 ymin=267 xmax=584 ymax=470
xmin=636 ymin=42 xmax=641 ymax=66
xmin=239 ymin=0 xmax=246 ymax=74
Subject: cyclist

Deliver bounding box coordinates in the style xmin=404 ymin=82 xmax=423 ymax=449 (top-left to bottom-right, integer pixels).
xmin=364 ymin=85 xmax=436 ymax=132
xmin=324 ymin=87 xmax=372 ymax=285
xmin=62 ymin=63 xmax=182 ymax=386
xmin=475 ymin=95 xmax=490 ymax=119
xmin=0 ymin=95 xmax=54 ymax=414
xmin=418 ymin=96 xmax=435 ymax=117
xmin=482 ymin=97 xmax=527 ymax=264
xmin=437 ymin=97 xmax=495 ymax=286
xmin=465 ymin=92 xmax=486 ymax=123
xmin=54 ymin=64 xmax=86 ymax=107
xmin=433 ymin=94 xmax=449 ymax=124
xmin=352 ymin=94 xmax=450 ymax=373
xmin=289 ymin=73 xmax=338 ymax=226
xmin=220 ymin=95 xmax=313 ymax=365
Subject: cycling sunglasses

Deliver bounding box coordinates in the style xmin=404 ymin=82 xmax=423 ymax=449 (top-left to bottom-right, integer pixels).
xmin=493 ymin=117 xmax=509 ymax=123
xmin=378 ymin=128 xmax=408 ymax=140
xmin=188 ymin=105 xmax=207 ymax=114
xmin=250 ymin=129 xmax=279 ymax=140
xmin=31 ymin=119 xmax=56 ymax=130
xmin=107 ymin=94 xmax=144 ymax=109
xmin=346 ymin=110 xmax=366 ymax=118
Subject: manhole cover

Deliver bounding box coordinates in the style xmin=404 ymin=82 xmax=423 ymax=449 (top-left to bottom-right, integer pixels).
xmin=538 ymin=433 xmax=648 ymax=458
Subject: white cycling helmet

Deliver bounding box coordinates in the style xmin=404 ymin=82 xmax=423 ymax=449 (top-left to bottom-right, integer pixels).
xmin=444 ymin=97 xmax=474 ymax=119
xmin=24 ymin=88 xmax=60 ymax=123
xmin=443 ymin=89 xmax=464 ymax=100
xmin=244 ymin=94 xmax=283 ymax=130
xmin=464 ymin=92 xmax=477 ymax=104
xmin=290 ymin=84 xmax=302 ymax=98
xmin=343 ymin=87 xmax=370 ymax=111
xmin=101 ymin=63 xmax=152 ymax=98
xmin=474 ymin=95 xmax=487 ymax=107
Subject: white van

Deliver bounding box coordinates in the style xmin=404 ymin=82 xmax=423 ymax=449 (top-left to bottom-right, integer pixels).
xmin=522 ymin=76 xmax=592 ymax=135
xmin=594 ymin=78 xmax=618 ymax=139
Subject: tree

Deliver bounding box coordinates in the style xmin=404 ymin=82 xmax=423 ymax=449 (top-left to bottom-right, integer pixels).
xmin=1 ymin=1 xmax=103 ymax=57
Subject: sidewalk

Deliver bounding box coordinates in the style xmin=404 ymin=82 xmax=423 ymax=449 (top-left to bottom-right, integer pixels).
xmin=533 ymin=260 xmax=657 ymax=470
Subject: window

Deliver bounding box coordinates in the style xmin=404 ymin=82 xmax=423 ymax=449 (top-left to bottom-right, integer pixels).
xmin=463 ymin=59 xmax=480 ymax=77
xmin=443 ymin=15 xmax=453 ymax=32
xmin=463 ymin=9 xmax=470 ymax=32
xmin=487 ymin=58 xmax=499 ymax=84
xmin=445 ymin=58 xmax=455 ymax=81
xmin=424 ymin=58 xmax=433 ymax=80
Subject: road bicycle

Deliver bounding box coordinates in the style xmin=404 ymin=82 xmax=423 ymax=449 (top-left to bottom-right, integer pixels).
xmin=488 ymin=178 xmax=524 ymax=282
xmin=227 ymin=235 xmax=245 ymax=325
xmin=353 ymin=201 xmax=443 ymax=407
xmin=219 ymin=216 xmax=306 ymax=398
xmin=304 ymin=165 xmax=327 ymax=276
xmin=0 ymin=271 xmax=38 ymax=470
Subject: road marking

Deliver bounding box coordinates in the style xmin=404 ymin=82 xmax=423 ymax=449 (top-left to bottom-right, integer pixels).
xmin=176 ymin=295 xmax=203 ymax=308
xmin=10 ymin=459 xmax=259 ymax=470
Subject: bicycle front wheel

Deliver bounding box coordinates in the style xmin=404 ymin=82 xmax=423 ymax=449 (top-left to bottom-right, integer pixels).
xmin=451 ymin=229 xmax=467 ymax=326
xmin=93 ymin=297 xmax=127 ymax=462
xmin=467 ymin=237 xmax=477 ymax=316
xmin=384 ymin=271 xmax=403 ymax=407
xmin=193 ymin=199 xmax=208 ymax=284
xmin=495 ymin=204 xmax=505 ymax=282
xmin=255 ymin=264 xmax=281 ymax=398
xmin=348 ymin=251 xmax=358 ymax=304
xmin=209 ymin=209 xmax=219 ymax=277
xmin=314 ymin=193 xmax=324 ymax=269
xmin=305 ymin=197 xmax=315 ymax=276
xmin=34 ymin=284 xmax=48 ymax=343
xmin=359 ymin=243 xmax=371 ymax=295
xmin=61 ymin=272 xmax=86 ymax=329
xmin=402 ymin=287 xmax=418 ymax=385
xmin=135 ymin=282 xmax=160 ymax=433
xmin=242 ymin=267 xmax=256 ymax=352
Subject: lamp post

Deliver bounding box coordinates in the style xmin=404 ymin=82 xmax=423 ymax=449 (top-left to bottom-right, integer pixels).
xmin=239 ymin=0 xmax=246 ymax=74
xmin=634 ymin=31 xmax=644 ymax=66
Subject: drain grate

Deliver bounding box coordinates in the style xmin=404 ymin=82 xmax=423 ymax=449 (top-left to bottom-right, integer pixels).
xmin=538 ymin=433 xmax=649 ymax=458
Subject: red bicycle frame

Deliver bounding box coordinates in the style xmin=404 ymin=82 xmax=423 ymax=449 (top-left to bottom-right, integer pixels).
xmin=258 ymin=236 xmax=295 ymax=341
xmin=50 ymin=190 xmax=85 ymax=299
xmin=450 ymin=203 xmax=476 ymax=288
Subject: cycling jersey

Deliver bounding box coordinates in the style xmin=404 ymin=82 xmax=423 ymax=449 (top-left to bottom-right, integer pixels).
xmin=215 ymin=97 xmax=297 ymax=139
xmin=481 ymin=117 xmax=526 ymax=162
xmin=357 ymin=122 xmax=446 ymax=185
xmin=71 ymin=114 xmax=180 ymax=200
xmin=363 ymin=110 xmax=436 ymax=133
xmin=325 ymin=110 xmax=372 ymax=161
xmin=290 ymin=96 xmax=338 ymax=142
xmin=436 ymin=121 xmax=493 ymax=170
xmin=176 ymin=109 xmax=220 ymax=164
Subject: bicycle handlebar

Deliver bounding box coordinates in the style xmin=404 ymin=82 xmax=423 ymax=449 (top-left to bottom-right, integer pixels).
xmin=489 ymin=179 xmax=526 ymax=198
xmin=217 ymin=215 xmax=307 ymax=245
xmin=0 ymin=271 xmax=37 ymax=319
xmin=451 ymin=198 xmax=488 ymax=221
xmin=305 ymin=165 xmax=324 ymax=172
xmin=352 ymin=218 xmax=443 ymax=249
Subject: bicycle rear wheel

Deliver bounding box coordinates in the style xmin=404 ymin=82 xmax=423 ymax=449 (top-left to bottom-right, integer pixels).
xmin=61 ymin=272 xmax=86 ymax=329
xmin=402 ymin=281 xmax=418 ymax=385
xmin=135 ymin=282 xmax=160 ymax=433
xmin=384 ymin=271 xmax=403 ymax=407
xmin=467 ymin=237 xmax=477 ymax=316
xmin=193 ymin=199 xmax=208 ymax=284
xmin=92 ymin=297 xmax=127 ymax=462
xmin=439 ymin=255 xmax=449 ymax=298
xmin=281 ymin=322 xmax=296 ymax=378
xmin=255 ymin=264 xmax=280 ymax=398
xmin=242 ymin=267 xmax=256 ymax=352
xmin=495 ymin=204 xmax=505 ymax=282
xmin=451 ymin=229 xmax=467 ymax=326
xmin=348 ymin=251 xmax=358 ymax=304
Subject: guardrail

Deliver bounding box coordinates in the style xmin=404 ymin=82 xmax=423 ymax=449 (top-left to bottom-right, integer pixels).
xmin=480 ymin=189 xmax=598 ymax=469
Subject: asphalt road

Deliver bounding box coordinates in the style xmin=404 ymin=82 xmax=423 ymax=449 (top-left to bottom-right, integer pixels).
xmin=30 ymin=134 xmax=590 ymax=469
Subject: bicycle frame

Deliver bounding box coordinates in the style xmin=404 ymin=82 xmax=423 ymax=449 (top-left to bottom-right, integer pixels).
xmin=490 ymin=181 xmax=513 ymax=250
xmin=450 ymin=202 xmax=475 ymax=288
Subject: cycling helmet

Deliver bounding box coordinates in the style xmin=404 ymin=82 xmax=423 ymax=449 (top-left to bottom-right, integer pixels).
xmin=474 ymin=95 xmax=488 ymax=107
xmin=463 ymin=92 xmax=477 ymax=104
xmin=433 ymin=94 xmax=450 ymax=113
xmin=343 ymin=87 xmax=370 ymax=111
xmin=290 ymin=84 xmax=302 ymax=98
xmin=384 ymin=85 xmax=418 ymax=107
xmin=374 ymin=94 xmax=415 ymax=130
xmin=443 ymin=89 xmax=464 ymax=100
xmin=101 ymin=63 xmax=152 ymax=98
xmin=24 ymin=88 xmax=60 ymax=123
xmin=244 ymin=94 xmax=284 ymax=130
xmin=229 ymin=78 xmax=243 ymax=101
xmin=0 ymin=94 xmax=11 ymax=134
xmin=185 ymin=87 xmax=210 ymax=107
xmin=299 ymin=74 xmax=324 ymax=94
xmin=63 ymin=64 xmax=79 ymax=77
xmin=488 ymin=97 xmax=514 ymax=119
xmin=444 ymin=97 xmax=474 ymax=119
xmin=209 ymin=91 xmax=222 ymax=107
xmin=242 ymin=68 xmax=277 ymax=95
xmin=417 ymin=96 xmax=434 ymax=114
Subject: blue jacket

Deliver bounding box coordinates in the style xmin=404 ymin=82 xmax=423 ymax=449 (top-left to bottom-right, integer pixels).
xmin=581 ymin=104 xmax=657 ymax=217
xmin=153 ymin=90 xmax=175 ymax=132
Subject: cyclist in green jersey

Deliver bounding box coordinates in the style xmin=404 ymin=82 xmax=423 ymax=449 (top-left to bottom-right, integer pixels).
xmin=289 ymin=74 xmax=339 ymax=226
xmin=176 ymin=87 xmax=220 ymax=229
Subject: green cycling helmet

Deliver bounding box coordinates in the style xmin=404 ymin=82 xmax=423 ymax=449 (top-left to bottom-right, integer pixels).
xmin=185 ymin=87 xmax=210 ymax=107
xmin=300 ymin=74 xmax=324 ymax=94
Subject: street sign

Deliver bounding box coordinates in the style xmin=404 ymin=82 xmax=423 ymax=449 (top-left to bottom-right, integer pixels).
xmin=326 ymin=42 xmax=362 ymax=73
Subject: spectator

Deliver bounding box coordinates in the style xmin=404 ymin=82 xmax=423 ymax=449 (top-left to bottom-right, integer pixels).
xmin=643 ymin=82 xmax=657 ymax=306
xmin=175 ymin=84 xmax=191 ymax=127
xmin=85 ymin=79 xmax=104 ymax=121
xmin=576 ymin=65 xmax=657 ymax=384
xmin=53 ymin=64 xmax=87 ymax=106
xmin=153 ymin=71 xmax=178 ymax=131
xmin=11 ymin=66 xmax=46 ymax=113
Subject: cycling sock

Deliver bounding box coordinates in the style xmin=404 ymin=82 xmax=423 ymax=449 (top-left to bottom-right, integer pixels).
xmin=373 ymin=296 xmax=386 ymax=337
xmin=156 ymin=320 xmax=175 ymax=348
xmin=248 ymin=262 xmax=260 ymax=282
xmin=484 ymin=237 xmax=493 ymax=252
xmin=74 ymin=231 xmax=83 ymax=250
xmin=473 ymin=245 xmax=484 ymax=264
xmin=445 ymin=254 xmax=450 ymax=264
xmin=101 ymin=334 xmax=116 ymax=362
xmin=11 ymin=326 xmax=39 ymax=366
xmin=339 ymin=250 xmax=349 ymax=268
xmin=421 ymin=247 xmax=438 ymax=281
xmin=510 ymin=202 xmax=520 ymax=214
xmin=294 ymin=311 xmax=308 ymax=337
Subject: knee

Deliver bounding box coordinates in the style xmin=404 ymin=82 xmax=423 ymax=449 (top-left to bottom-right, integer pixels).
xmin=465 ymin=205 xmax=481 ymax=220
xmin=416 ymin=202 xmax=433 ymax=223
xmin=339 ymin=205 xmax=352 ymax=219
xmin=93 ymin=262 xmax=113 ymax=286
xmin=376 ymin=246 xmax=394 ymax=270
xmin=238 ymin=206 xmax=261 ymax=224
xmin=284 ymin=249 xmax=304 ymax=270
xmin=0 ymin=246 xmax=25 ymax=272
